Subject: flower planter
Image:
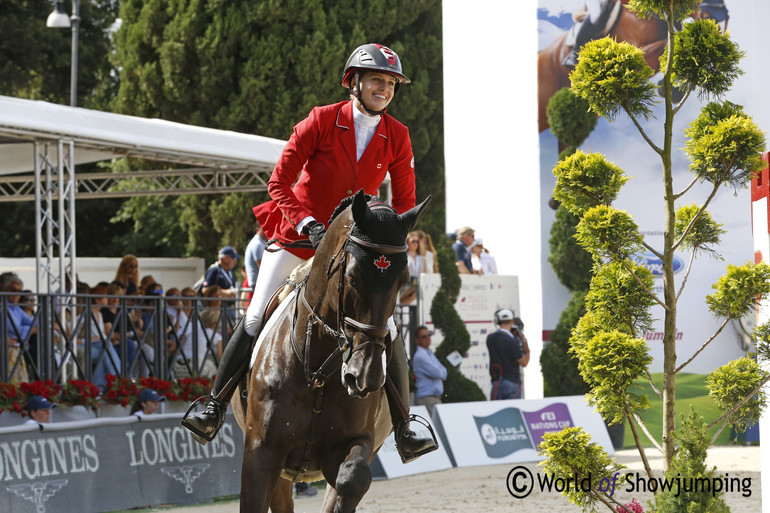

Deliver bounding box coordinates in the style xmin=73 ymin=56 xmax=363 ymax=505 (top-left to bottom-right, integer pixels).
xmin=55 ymin=405 xmax=97 ymax=423
xmin=99 ymin=402 xmax=132 ymax=418
xmin=162 ymin=401 xmax=195 ymax=416
xmin=604 ymin=418 xmax=626 ymax=450
xmin=0 ymin=411 xmax=24 ymax=428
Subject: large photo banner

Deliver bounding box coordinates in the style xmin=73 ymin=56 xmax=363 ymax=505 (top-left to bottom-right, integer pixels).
xmin=537 ymin=0 xmax=770 ymax=373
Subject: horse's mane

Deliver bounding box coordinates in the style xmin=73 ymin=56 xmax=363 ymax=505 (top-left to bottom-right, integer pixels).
xmin=328 ymin=192 xmax=374 ymax=226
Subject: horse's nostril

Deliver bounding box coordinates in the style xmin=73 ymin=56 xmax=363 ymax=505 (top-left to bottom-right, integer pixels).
xmin=344 ymin=372 xmax=359 ymax=391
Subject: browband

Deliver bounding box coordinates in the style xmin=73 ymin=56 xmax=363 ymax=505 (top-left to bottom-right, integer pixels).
xmin=345 ymin=234 xmax=407 ymax=254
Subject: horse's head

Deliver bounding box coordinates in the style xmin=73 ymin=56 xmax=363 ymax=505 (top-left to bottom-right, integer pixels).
xmin=310 ymin=190 xmax=430 ymax=398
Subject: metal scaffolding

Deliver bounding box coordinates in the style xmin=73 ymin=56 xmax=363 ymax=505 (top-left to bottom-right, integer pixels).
xmin=0 ymin=165 xmax=271 ymax=202
xmin=0 ymin=95 xmax=286 ymax=295
xmin=34 ymin=140 xmax=77 ymax=296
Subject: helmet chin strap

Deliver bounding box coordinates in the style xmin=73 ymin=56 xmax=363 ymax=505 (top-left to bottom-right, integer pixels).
xmin=350 ymin=71 xmax=388 ymax=116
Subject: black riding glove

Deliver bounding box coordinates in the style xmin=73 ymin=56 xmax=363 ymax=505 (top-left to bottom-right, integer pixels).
xmin=302 ymin=221 xmax=327 ymax=250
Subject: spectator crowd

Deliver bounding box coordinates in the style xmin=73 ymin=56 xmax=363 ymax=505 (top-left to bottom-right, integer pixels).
xmin=4 ymin=223 xmax=513 ymax=407
xmin=0 ymin=244 xmax=256 ymax=390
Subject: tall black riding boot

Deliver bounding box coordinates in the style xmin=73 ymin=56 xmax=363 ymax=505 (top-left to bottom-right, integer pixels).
xmin=181 ymin=320 xmax=254 ymax=445
xmin=386 ymin=334 xmax=438 ymax=463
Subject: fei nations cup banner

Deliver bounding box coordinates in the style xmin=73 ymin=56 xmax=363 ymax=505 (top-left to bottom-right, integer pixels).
xmin=432 ymin=395 xmax=613 ymax=467
xmin=537 ymin=0 xmax=770 ymax=373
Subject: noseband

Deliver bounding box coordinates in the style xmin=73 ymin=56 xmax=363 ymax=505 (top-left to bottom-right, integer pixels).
xmin=293 ymin=223 xmax=407 ymax=389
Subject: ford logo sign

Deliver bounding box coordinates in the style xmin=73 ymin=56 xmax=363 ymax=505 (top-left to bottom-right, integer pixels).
xmin=632 ymin=254 xmax=683 ymax=276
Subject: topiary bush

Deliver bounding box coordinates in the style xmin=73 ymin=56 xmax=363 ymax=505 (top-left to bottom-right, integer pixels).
xmin=431 ymin=240 xmax=485 ymax=402
xmin=546 ymin=87 xmax=597 ymax=149
xmin=541 ymin=290 xmax=590 ymax=397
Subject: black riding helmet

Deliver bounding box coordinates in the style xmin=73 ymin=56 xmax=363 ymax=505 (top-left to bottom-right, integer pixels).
xmin=341 ymin=43 xmax=410 ymax=115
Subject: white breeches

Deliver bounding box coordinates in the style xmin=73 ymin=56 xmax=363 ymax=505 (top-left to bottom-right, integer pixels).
xmin=243 ymin=248 xmax=305 ymax=336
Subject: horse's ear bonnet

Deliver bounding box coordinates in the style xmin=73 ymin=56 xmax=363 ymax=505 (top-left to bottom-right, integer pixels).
xmin=328 ymin=190 xmax=431 ymax=291
xmin=346 ymin=190 xmax=408 ymax=290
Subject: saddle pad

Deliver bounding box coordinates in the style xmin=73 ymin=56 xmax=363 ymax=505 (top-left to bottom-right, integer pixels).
xmin=279 ymin=257 xmax=314 ymax=302
xmin=250 ymin=288 xmax=297 ymax=369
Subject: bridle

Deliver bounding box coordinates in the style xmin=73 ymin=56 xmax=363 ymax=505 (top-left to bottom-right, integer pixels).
xmin=290 ymin=223 xmax=408 ymax=389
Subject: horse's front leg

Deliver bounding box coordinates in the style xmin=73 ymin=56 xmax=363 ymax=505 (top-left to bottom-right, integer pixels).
xmin=320 ymin=485 xmax=339 ymax=513
xmin=240 ymin=436 xmax=285 ymax=513
xmin=269 ymin=477 xmax=294 ymax=513
xmin=331 ymin=440 xmax=374 ymax=513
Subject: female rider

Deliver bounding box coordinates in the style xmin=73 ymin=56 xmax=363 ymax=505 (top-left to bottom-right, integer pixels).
xmin=182 ymin=43 xmax=437 ymax=463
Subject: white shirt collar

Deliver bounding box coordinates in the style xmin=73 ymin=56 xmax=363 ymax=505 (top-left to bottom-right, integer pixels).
xmin=352 ymin=102 xmax=381 ymax=128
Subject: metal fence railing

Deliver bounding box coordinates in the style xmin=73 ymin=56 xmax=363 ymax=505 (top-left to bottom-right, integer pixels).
xmin=2 ymin=291 xmax=421 ymax=387
xmin=1 ymin=292 xmax=236 ymax=386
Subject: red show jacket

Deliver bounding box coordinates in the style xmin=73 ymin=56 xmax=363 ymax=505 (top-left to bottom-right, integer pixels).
xmin=253 ymin=100 xmax=416 ymax=259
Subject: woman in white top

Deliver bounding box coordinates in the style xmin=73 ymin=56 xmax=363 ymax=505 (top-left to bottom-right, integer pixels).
xmin=470 ymin=238 xmax=498 ymax=275
xmin=87 ymin=285 xmax=121 ymax=389
xmin=401 ymin=230 xmax=436 ymax=304
xmin=406 ymin=230 xmax=435 ymax=279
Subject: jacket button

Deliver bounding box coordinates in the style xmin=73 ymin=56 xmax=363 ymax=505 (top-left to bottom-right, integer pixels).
xmin=346 ymin=189 xmax=353 ymax=195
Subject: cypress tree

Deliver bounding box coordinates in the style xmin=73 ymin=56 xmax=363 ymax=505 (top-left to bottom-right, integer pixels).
xmin=109 ymin=1 xmax=445 ymax=258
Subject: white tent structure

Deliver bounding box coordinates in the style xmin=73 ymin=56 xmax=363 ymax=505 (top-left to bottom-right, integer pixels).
xmin=0 ymin=95 xmax=287 ymax=294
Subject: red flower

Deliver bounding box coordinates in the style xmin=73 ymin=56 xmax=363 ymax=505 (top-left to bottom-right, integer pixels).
xmin=60 ymin=379 xmax=100 ymax=410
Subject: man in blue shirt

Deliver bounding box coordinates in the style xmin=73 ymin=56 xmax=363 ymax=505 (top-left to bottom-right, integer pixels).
xmin=1 ymin=272 xmax=36 ymax=384
xmin=412 ymin=326 xmax=447 ymax=416
xmin=1 ymin=272 xmax=36 ymax=344
xmin=452 ymin=226 xmax=475 ymax=274
xmin=202 ymin=246 xmax=240 ymax=298
xmin=243 ymin=225 xmax=267 ymax=298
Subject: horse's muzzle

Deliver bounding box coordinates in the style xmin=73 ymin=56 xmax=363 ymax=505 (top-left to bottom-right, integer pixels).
xmin=341 ymin=356 xmax=385 ymax=398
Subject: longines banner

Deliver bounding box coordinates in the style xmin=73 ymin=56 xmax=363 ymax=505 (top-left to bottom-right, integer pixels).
xmin=0 ymin=414 xmax=243 ymax=513
xmin=432 ymin=396 xmax=612 ymax=467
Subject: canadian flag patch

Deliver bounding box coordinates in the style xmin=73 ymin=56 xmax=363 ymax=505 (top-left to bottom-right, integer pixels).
xmin=374 ymin=255 xmax=391 ymax=271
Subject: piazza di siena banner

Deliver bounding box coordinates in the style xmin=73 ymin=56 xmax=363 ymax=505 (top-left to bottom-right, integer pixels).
xmin=537 ymin=0 xmax=770 ymax=373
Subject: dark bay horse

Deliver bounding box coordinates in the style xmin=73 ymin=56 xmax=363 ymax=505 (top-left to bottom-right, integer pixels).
xmin=232 ymin=190 xmax=430 ymax=513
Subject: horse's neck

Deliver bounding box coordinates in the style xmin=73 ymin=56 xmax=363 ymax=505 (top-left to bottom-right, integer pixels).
xmin=613 ymin=6 xmax=666 ymax=50
xmin=299 ymin=273 xmax=342 ymax=340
